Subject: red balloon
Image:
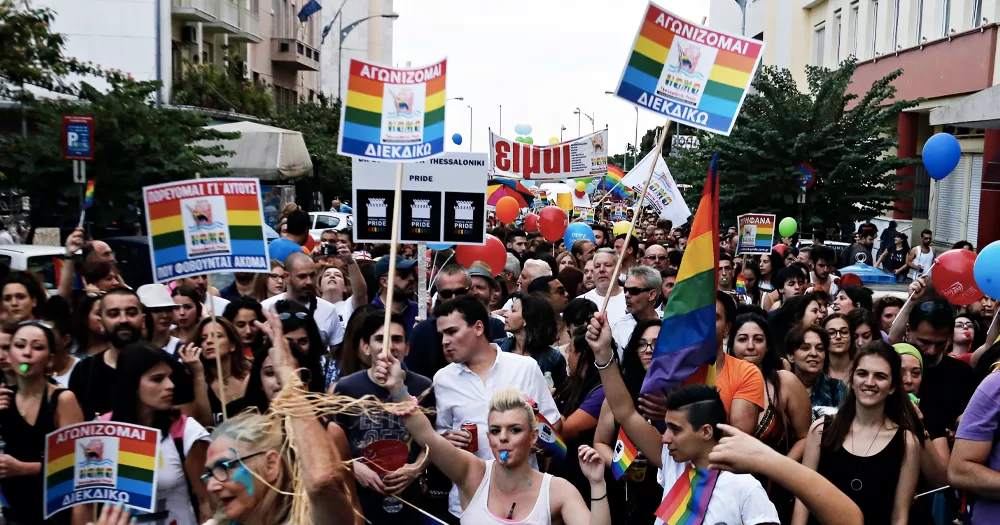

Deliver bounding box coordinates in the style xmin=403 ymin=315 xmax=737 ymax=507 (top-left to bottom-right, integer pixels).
xmin=495 ymin=196 xmax=519 ymax=224
xmin=538 ymin=206 xmax=568 ymax=242
xmin=455 ymin=234 xmax=506 ymax=276
xmin=524 ymin=213 xmax=539 ymax=233
xmin=932 ymin=249 xmax=984 ymax=306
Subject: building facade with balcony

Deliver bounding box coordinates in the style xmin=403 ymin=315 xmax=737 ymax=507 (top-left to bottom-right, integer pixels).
xmin=710 ymin=0 xmax=1000 ymax=251
xmin=320 ymin=0 xmax=394 ymax=101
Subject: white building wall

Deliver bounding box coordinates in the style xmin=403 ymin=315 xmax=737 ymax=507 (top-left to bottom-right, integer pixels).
xmin=319 ymin=0 xmax=393 ymax=100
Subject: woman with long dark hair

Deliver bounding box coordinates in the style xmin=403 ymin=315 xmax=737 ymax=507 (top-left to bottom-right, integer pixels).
xmin=495 ymin=293 xmax=568 ymax=390
xmin=171 ymin=286 xmax=203 ymax=343
xmin=786 ymin=325 xmax=847 ymax=414
xmin=792 ymin=341 xmax=922 ymax=525
xmin=592 ymin=319 xmax=663 ymax=525
xmin=178 ymin=317 xmax=250 ymax=427
xmin=739 ymin=259 xmax=764 ymax=306
xmin=877 ymin=232 xmax=911 ymax=283
xmin=759 ymin=250 xmax=785 ymax=294
xmin=222 ymin=296 xmax=264 ymax=360
xmin=1 ymin=271 xmax=46 ymax=322
xmin=728 ymin=313 xmax=811 ymax=522
xmin=109 ymin=343 xmax=212 ymax=525
xmin=822 ymin=313 xmax=855 ymax=383
xmin=72 ymin=294 xmax=108 ymax=357
xmin=273 ymin=300 xmax=326 ymax=393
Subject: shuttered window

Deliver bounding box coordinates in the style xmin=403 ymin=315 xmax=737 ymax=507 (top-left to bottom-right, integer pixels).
xmin=967 ymin=154 xmax=983 ymax=248
xmin=933 ymin=155 xmax=968 ymax=245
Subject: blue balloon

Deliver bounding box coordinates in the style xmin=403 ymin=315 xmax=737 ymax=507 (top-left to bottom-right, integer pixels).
xmin=452 ymin=133 xmax=463 ymax=145
xmin=428 ymin=243 xmax=453 ymax=250
xmin=563 ymin=222 xmax=595 ymax=248
xmin=923 ymin=133 xmax=961 ymax=180
xmin=974 ymin=240 xmax=1000 ymax=299
xmin=585 ymin=183 xmax=596 ymax=194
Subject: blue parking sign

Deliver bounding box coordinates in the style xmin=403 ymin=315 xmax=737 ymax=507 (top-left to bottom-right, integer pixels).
xmin=63 ymin=115 xmax=94 ymax=161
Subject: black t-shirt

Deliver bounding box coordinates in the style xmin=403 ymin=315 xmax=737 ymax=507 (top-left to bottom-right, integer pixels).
xmin=333 ymin=370 xmax=435 ymax=522
xmin=918 ymin=355 xmax=977 ymax=439
xmin=69 ymin=351 xmax=117 ymax=419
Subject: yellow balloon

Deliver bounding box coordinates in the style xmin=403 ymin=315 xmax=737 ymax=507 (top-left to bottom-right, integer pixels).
xmin=576 ymin=180 xmax=587 ymax=192
xmin=613 ymin=220 xmax=632 ymax=237
xmin=548 ymin=136 xmax=559 ymax=145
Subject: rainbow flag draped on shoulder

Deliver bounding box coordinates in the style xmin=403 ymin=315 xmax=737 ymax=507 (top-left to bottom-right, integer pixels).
xmin=641 ymin=154 xmax=720 ymax=396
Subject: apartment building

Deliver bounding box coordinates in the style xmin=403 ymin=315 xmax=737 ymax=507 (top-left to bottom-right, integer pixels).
xmin=319 ymin=0 xmax=395 ymax=101
xmin=710 ymin=0 xmax=1000 ymax=250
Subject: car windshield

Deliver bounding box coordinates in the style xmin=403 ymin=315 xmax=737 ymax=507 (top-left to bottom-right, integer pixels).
xmin=27 ymin=254 xmax=65 ymax=290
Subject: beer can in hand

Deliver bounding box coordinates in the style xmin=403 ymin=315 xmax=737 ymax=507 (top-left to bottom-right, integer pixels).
xmin=461 ymin=422 xmax=478 ymax=453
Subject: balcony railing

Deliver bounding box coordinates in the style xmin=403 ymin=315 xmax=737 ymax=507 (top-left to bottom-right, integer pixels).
xmin=231 ymin=6 xmax=262 ymax=43
xmin=218 ymin=0 xmax=239 ymax=28
xmin=171 ymin=0 xmax=220 ymax=22
xmin=271 ymin=38 xmax=320 ymax=71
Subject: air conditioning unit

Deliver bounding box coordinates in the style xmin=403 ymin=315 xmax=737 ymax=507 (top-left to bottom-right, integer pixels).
xmin=181 ymin=26 xmax=197 ymax=44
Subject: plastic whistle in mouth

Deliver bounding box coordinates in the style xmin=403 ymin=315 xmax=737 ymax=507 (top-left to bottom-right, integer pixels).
xmin=499 ymin=450 xmax=509 ymax=463
xmin=18 ymin=364 xmax=28 ymax=374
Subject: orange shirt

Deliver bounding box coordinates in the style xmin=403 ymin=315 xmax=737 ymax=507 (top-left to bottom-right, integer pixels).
xmin=716 ymin=353 xmax=766 ymax=416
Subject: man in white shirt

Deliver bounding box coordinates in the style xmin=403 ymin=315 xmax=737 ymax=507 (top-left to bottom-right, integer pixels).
xmin=583 ymin=248 xmax=627 ymax=322
xmin=177 ymin=274 xmax=230 ymax=315
xmin=611 ymin=265 xmax=662 ymax=358
xmin=260 ymin=252 xmax=340 ymax=347
xmin=431 ymin=295 xmax=562 ymax=518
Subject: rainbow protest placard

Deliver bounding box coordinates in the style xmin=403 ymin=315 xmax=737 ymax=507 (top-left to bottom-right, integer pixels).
xmin=338 ymin=58 xmax=447 ymax=163
xmin=611 ymin=427 xmax=638 ymax=480
xmin=736 ymin=213 xmax=775 ymax=255
xmin=614 ymin=2 xmax=765 ymax=136
xmin=534 ymin=412 xmax=567 ymax=458
xmin=44 ymin=422 xmax=161 ymax=518
xmin=143 ymin=178 xmax=269 ymax=282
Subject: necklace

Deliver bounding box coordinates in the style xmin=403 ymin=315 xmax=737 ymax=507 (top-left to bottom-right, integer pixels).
xmin=849 ymin=418 xmax=885 ymax=491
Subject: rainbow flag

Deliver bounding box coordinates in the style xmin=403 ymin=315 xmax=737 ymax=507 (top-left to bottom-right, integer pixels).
xmin=642 ymin=155 xmax=719 ymax=395
xmin=598 ymin=164 xmax=635 ymax=200
xmin=143 ymin=179 xmax=269 ymax=283
xmin=613 ymin=2 xmax=764 ymax=136
xmin=44 ymin=421 xmax=161 ymax=518
xmin=534 ymin=412 xmax=567 ymax=457
xmin=653 ymin=465 xmax=720 ymax=525
xmin=735 ymin=275 xmax=746 ymax=295
xmin=337 ymin=57 xmax=447 ymax=162
xmin=83 ymin=180 xmax=96 ymax=209
xmin=611 ymin=427 xmax=638 ymax=480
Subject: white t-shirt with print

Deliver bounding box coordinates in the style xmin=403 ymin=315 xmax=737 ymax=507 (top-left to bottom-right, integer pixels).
xmin=331 ymin=300 xmax=356 ymax=345
xmin=156 ymin=418 xmax=211 ymax=525
xmin=657 ymin=446 xmax=779 ymax=525
xmin=259 ymin=293 xmax=341 ymax=347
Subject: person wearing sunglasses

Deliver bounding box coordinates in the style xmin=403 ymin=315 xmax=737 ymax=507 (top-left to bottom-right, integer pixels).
xmin=611 ymin=266 xmax=662 ymax=359
xmin=642 ymin=243 xmax=669 ymax=271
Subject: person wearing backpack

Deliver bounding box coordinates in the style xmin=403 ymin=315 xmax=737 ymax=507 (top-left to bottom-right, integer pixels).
xmin=106 ymin=342 xmax=212 ymax=525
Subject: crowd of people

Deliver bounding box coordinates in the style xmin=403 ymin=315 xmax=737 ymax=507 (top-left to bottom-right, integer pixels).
xmin=0 ymin=201 xmax=998 ymax=525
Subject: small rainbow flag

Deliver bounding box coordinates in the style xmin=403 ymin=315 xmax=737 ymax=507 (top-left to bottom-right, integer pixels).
xmin=613 ymin=2 xmax=764 ymax=136
xmin=338 ymin=57 xmax=447 ymax=162
xmin=611 ymin=427 xmax=638 ymax=480
xmin=642 ymin=155 xmax=720 ymax=395
xmin=44 ymin=421 xmax=161 ymax=518
xmin=598 ymin=164 xmax=635 ymax=200
xmin=534 ymin=412 xmax=567 ymax=457
xmin=735 ymin=275 xmax=746 ymax=295
xmin=83 ymin=180 xmax=96 ymax=209
xmin=653 ymin=465 xmax=720 ymax=525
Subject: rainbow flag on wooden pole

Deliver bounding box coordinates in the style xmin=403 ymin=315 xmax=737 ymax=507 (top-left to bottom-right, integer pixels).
xmin=78 ymin=179 xmax=95 ymax=228
xmin=641 ymin=154 xmax=720 ymax=396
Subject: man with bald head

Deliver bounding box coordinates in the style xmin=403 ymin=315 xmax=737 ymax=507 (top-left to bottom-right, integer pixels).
xmin=261 ymin=251 xmax=342 ymax=346
xmin=643 ymin=243 xmax=669 ymax=271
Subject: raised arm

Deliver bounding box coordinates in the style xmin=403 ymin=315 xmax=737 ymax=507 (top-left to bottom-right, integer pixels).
xmin=342 ymin=245 xmax=368 ymax=307
xmin=58 ymin=228 xmax=85 ymax=300
xmin=889 ymin=276 xmax=929 ymax=344
xmin=586 ymin=312 xmax=664 ymax=469
xmin=592 ymin=400 xmax=616 ymax=465
xmin=177 ymin=343 xmax=214 ymax=428
xmin=791 ymin=419 xmax=825 ymax=525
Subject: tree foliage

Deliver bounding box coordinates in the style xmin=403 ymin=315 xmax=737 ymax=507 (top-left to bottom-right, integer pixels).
xmin=669 ymin=57 xmax=919 ymax=228
xmin=270 ymin=94 xmax=352 ymax=203
xmin=171 ymin=52 xmax=274 ymax=118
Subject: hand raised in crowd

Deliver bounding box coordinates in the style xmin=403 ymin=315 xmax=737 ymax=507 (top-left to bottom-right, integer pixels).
xmin=353 ymin=460 xmax=389 ymax=495
xmin=64 ymin=227 xmax=85 ymax=256
xmin=638 ymin=393 xmax=667 ymax=422
xmin=256 ymin=310 xmax=296 ymax=383
xmin=707 ymin=423 xmax=779 ymax=474
xmin=585 ymin=312 xmax=615 ymax=365
xmin=177 ymin=343 xmax=204 ymax=376
xmin=909 ymin=275 xmax=929 ymax=301
xmin=87 ymin=500 xmax=133 ymax=525
xmin=578 ymin=445 xmax=606 ymax=484
xmin=382 ymin=463 xmax=422 ymax=495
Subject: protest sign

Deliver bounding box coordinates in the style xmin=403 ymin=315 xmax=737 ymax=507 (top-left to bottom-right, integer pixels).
xmin=611 ymin=204 xmax=627 ymax=221
xmin=574 ymin=207 xmax=595 ymax=223
xmin=352 ymin=153 xmax=488 ymax=245
xmin=490 ymin=129 xmax=608 ymax=180
xmin=338 ymin=58 xmax=447 ymax=162
xmin=736 ymin=213 xmax=776 ymax=255
xmin=613 ymin=2 xmax=765 ymax=136
xmin=44 ymin=422 xmax=161 ymax=518
xmin=143 ymin=178 xmax=269 ymax=283
xmin=621 ymin=150 xmax=691 ymax=226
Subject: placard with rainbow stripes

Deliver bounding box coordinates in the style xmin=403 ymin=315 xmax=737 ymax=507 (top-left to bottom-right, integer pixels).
xmin=338 ymin=57 xmax=447 ymax=162
xmin=143 ymin=178 xmax=269 ymax=283
xmin=736 ymin=213 xmax=775 ymax=255
xmin=613 ymin=2 xmax=764 ymax=136
xmin=44 ymin=421 xmax=161 ymax=518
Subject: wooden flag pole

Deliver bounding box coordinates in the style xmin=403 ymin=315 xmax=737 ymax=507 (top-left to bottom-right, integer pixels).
xmin=600 ymin=119 xmax=672 ymax=314
xmin=380 ymin=162 xmax=405 ymax=359
xmin=194 ymin=171 xmax=226 ymax=420
xmin=595 ymin=177 xmax=625 ymax=208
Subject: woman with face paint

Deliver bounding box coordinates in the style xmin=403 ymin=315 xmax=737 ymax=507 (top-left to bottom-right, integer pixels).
xmin=0 ymin=321 xmax=86 ymax=525
xmin=202 ymin=312 xmax=355 ymax=525
xmin=374 ymin=351 xmax=610 ymax=525
xmin=108 ymin=343 xmax=213 ymax=525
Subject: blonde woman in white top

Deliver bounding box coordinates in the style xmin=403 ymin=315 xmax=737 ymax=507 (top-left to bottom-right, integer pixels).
xmin=373 ymin=352 xmax=610 ymax=525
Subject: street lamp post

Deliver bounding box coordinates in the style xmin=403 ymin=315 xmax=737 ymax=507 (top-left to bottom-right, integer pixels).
xmin=335 ymin=11 xmax=399 ymax=101
xmin=467 ymin=105 xmax=473 ymax=152
xmin=605 ymin=90 xmax=639 ymax=170
xmin=560 ymin=125 xmax=566 ymax=142
xmin=574 ymin=108 xmax=595 ymax=135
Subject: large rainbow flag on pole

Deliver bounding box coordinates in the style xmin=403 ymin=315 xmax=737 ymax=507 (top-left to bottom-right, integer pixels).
xmin=641 ymin=154 xmax=720 ymax=396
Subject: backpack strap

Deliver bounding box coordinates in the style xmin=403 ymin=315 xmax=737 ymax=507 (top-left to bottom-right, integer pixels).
xmin=170 ymin=415 xmax=202 ymax=521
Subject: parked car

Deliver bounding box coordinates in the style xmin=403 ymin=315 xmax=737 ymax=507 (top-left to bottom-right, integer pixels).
xmin=0 ymin=245 xmax=68 ymax=292
xmin=308 ymin=211 xmax=352 ymax=241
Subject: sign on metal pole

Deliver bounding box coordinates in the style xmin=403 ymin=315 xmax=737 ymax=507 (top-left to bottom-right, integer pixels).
xmin=62 ymin=115 xmax=94 ymax=161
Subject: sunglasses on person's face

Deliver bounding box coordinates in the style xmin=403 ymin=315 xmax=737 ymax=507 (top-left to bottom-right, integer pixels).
xmin=645 ymin=254 xmax=668 ymax=261
xmin=278 ymin=312 xmax=308 ymax=321
xmin=623 ymin=286 xmax=653 ymax=296
xmin=438 ymin=287 xmax=469 ymax=300
xmin=550 ymin=286 xmax=566 ymax=296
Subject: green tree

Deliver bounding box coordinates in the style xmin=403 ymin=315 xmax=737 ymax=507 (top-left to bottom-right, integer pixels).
xmin=670 ymin=57 xmax=919 ymax=229
xmin=270 ymin=94 xmax=352 ymax=204
xmin=171 ymin=52 xmax=274 ymax=118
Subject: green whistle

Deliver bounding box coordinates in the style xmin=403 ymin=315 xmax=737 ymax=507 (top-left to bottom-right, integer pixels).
xmin=908 ymin=392 xmax=919 ymax=405
xmin=18 ymin=363 xmax=28 ymax=374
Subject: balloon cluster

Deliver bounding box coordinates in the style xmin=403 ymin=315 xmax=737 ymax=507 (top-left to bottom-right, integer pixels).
xmin=514 ymin=124 xmax=534 ymax=144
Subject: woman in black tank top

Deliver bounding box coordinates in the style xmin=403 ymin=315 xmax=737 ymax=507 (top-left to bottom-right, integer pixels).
xmin=792 ymin=341 xmax=923 ymax=525
xmin=0 ymin=321 xmax=85 ymax=524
